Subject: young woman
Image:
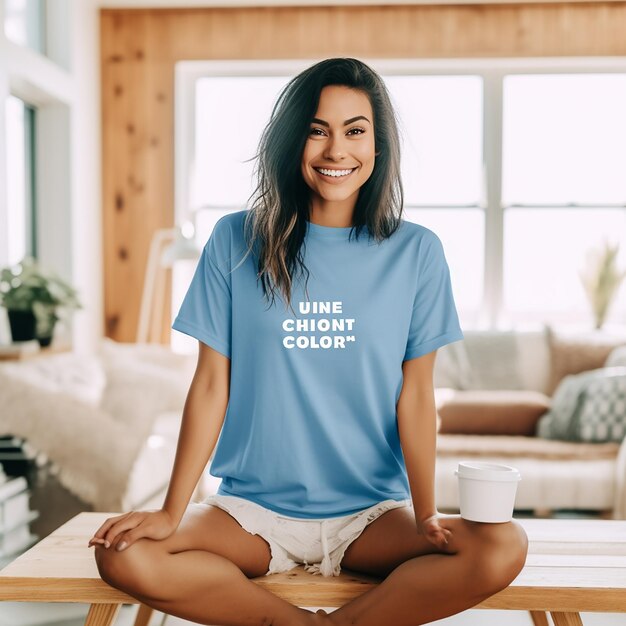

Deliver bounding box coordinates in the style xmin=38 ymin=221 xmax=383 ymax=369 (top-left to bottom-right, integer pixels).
xmin=89 ymin=58 xmax=528 ymax=626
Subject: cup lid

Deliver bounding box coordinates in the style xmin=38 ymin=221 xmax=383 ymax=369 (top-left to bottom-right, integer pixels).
xmin=455 ymin=461 xmax=521 ymax=482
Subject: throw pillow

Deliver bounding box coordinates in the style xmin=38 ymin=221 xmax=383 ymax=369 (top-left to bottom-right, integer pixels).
xmin=433 ymin=340 xmax=473 ymax=389
xmin=433 ymin=345 xmax=458 ymax=389
xmin=453 ymin=339 xmax=474 ymax=390
xmin=574 ymin=373 xmax=626 ymax=442
xmin=605 ymin=345 xmax=626 ymax=368
xmin=461 ymin=331 xmax=523 ymax=390
xmin=436 ymin=389 xmax=551 ymax=436
xmin=545 ymin=324 xmax=626 ymax=396
xmin=98 ymin=337 xmax=196 ymax=428
xmin=515 ymin=327 xmax=553 ymax=395
xmin=536 ymin=366 xmax=626 ymax=443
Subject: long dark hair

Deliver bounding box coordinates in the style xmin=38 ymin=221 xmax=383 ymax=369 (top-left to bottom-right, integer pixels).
xmin=237 ymin=57 xmax=404 ymax=312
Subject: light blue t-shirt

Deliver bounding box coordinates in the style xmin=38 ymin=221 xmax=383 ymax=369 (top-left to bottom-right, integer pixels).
xmin=172 ymin=209 xmax=464 ymax=519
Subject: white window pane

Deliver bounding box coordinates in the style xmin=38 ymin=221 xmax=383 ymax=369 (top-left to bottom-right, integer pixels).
xmin=4 ymin=0 xmax=45 ymax=54
xmin=404 ymin=208 xmax=483 ymax=323
xmin=502 ymin=74 xmax=626 ymax=205
xmin=503 ymin=209 xmax=626 ymax=327
xmin=5 ymin=95 xmax=28 ymax=265
xmin=193 ymin=76 xmax=292 ymax=209
xmin=383 ymin=75 xmax=483 ymax=206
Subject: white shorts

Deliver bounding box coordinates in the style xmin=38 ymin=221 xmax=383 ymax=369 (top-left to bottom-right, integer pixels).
xmin=202 ymin=494 xmax=412 ymax=577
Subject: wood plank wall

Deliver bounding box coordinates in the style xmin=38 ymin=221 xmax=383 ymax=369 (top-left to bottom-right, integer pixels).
xmin=100 ymin=3 xmax=626 ymax=343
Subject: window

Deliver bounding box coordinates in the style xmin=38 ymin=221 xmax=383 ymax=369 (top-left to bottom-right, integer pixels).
xmin=502 ymin=73 xmax=626 ymax=326
xmin=5 ymin=94 xmax=37 ymax=265
xmin=178 ymin=61 xmax=626 ymax=332
xmin=4 ymin=0 xmax=46 ymax=55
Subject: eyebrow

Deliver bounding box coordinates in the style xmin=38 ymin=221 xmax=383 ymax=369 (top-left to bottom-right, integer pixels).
xmin=310 ymin=115 xmax=371 ymax=127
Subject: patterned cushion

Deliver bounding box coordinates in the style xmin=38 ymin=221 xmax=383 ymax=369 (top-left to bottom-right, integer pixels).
xmin=536 ymin=366 xmax=626 ymax=443
xmin=605 ymin=345 xmax=626 ymax=368
xmin=576 ymin=375 xmax=626 ymax=442
xmin=545 ymin=324 xmax=626 ymax=395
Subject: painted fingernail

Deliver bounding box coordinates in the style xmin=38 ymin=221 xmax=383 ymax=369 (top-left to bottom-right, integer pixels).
xmin=117 ymin=541 xmax=127 ymax=551
xmin=104 ymin=541 xmax=110 ymax=548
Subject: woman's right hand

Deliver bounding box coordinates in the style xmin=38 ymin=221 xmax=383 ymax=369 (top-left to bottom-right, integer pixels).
xmin=416 ymin=513 xmax=453 ymax=551
xmin=87 ymin=509 xmax=177 ymax=552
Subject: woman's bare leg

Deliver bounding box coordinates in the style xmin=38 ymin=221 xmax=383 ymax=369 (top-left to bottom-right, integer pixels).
xmin=94 ymin=503 xmax=327 ymax=626
xmin=96 ymin=543 xmax=324 ymax=626
xmin=325 ymin=514 xmax=529 ymax=626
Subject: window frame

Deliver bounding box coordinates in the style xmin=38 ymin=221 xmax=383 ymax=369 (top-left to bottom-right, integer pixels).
xmin=5 ymin=95 xmax=38 ymax=262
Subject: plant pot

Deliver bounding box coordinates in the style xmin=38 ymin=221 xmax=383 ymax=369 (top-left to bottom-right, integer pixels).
xmin=35 ymin=310 xmax=58 ymax=347
xmin=37 ymin=333 xmax=54 ymax=347
xmin=7 ymin=309 xmax=37 ymax=342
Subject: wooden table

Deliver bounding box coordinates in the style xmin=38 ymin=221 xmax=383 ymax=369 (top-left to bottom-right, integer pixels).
xmin=0 ymin=513 xmax=624 ymax=626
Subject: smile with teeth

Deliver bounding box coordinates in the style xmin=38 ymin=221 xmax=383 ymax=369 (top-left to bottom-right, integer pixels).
xmin=314 ymin=167 xmax=357 ymax=178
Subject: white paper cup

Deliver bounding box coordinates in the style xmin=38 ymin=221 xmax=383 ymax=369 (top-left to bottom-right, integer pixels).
xmin=454 ymin=461 xmax=521 ymax=523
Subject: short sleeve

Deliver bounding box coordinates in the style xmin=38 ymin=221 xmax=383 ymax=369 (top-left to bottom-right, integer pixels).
xmin=171 ymin=229 xmax=232 ymax=359
xmin=403 ymin=232 xmax=464 ymax=362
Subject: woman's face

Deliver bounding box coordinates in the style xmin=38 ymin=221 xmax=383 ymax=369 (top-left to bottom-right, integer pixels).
xmin=301 ymin=85 xmax=378 ymax=214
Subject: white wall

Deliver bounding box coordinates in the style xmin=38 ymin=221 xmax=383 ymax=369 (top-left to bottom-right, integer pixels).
xmin=0 ymin=0 xmax=102 ymax=354
xmin=0 ymin=5 xmax=8 ymax=288
xmin=68 ymin=0 xmax=102 ymax=355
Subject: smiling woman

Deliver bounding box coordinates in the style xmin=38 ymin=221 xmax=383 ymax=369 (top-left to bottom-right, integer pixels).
xmin=92 ymin=57 xmax=526 ymax=626
xmin=302 ymin=87 xmax=380 ymax=222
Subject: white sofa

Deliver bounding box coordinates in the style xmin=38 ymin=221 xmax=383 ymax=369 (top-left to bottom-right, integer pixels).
xmin=433 ymin=328 xmax=626 ymax=519
xmin=0 ymin=339 xmax=200 ymax=515
xmin=3 ymin=328 xmax=625 ymax=528
xmin=131 ymin=327 xmax=626 ymax=519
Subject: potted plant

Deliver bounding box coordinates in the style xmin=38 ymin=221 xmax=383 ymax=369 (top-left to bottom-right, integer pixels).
xmin=579 ymin=239 xmax=626 ymax=330
xmin=0 ymin=256 xmax=83 ymax=346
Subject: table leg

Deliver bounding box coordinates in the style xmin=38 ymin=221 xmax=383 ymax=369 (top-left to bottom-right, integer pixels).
xmin=551 ymin=612 xmax=584 ymax=626
xmin=530 ymin=610 xmax=549 ymax=626
xmin=133 ymin=603 xmax=154 ymax=626
xmin=85 ymin=603 xmax=122 ymax=626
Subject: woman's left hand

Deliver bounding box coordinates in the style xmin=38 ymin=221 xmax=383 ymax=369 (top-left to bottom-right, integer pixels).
xmin=417 ymin=513 xmax=452 ymax=550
